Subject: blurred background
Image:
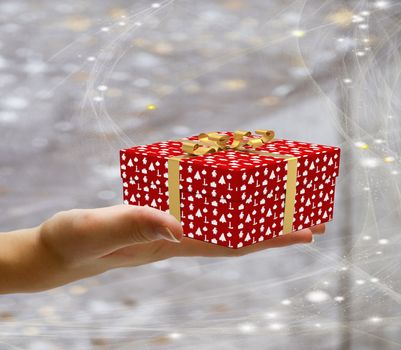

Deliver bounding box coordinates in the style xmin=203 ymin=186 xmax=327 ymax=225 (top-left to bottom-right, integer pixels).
xmin=1 ymin=0 xmax=401 ymax=349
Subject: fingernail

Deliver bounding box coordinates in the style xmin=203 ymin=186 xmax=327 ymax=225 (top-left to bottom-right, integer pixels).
xmin=311 ymin=236 xmax=315 ymax=244
xmin=156 ymin=226 xmax=181 ymax=243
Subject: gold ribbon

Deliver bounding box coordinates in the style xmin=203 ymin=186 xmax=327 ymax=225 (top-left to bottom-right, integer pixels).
xmin=168 ymin=130 xmax=297 ymax=236
xmin=182 ymin=129 xmax=275 ymax=155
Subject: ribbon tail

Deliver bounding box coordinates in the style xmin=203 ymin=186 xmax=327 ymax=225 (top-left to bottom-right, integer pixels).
xmin=168 ymin=156 xmax=185 ymax=221
xmin=282 ymin=157 xmax=297 ymax=234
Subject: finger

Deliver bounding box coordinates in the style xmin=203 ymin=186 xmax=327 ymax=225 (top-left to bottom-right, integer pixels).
xmin=161 ymin=228 xmax=313 ymax=258
xmin=310 ymin=224 xmax=326 ymax=234
xmin=104 ymin=228 xmax=314 ymax=268
xmin=69 ymin=205 xmax=183 ymax=257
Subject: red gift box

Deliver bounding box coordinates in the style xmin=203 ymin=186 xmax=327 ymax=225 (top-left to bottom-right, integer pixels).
xmin=120 ymin=130 xmax=340 ymax=248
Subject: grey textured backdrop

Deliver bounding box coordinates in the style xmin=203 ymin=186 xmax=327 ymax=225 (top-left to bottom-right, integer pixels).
xmin=1 ymin=0 xmax=401 ymax=349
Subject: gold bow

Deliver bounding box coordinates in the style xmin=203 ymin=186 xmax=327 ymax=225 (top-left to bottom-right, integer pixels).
xmin=181 ymin=129 xmax=275 ymax=156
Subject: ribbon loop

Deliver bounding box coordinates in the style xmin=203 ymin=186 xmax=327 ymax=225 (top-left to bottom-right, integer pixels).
xmin=231 ymin=130 xmax=252 ymax=149
xmin=182 ymin=141 xmax=216 ymax=156
xmin=199 ymin=132 xmax=230 ymax=149
xmin=256 ymin=129 xmax=275 ymax=143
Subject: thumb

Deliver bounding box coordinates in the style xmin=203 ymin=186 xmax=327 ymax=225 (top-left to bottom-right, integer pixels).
xmin=91 ymin=205 xmax=183 ymax=248
xmin=49 ymin=205 xmax=184 ymax=260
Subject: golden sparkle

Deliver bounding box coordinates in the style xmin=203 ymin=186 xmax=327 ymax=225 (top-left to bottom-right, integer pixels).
xmin=64 ymin=16 xmax=92 ymax=32
xmin=150 ymin=336 xmax=172 ymax=345
xmin=223 ymin=0 xmax=246 ymax=10
xmin=69 ymin=285 xmax=88 ymax=295
xmin=132 ymin=38 xmax=151 ymax=48
xmin=71 ymin=72 xmax=90 ymax=82
xmin=355 ymin=141 xmax=369 ymax=150
xmin=108 ymin=7 xmax=128 ymax=19
xmin=258 ymin=96 xmax=281 ymax=107
xmin=291 ymin=30 xmax=305 ymax=38
xmin=91 ymin=338 xmax=110 ymax=346
xmin=327 ymin=8 xmax=354 ymax=27
xmin=212 ymin=303 xmax=230 ymax=313
xmin=222 ymin=79 xmax=248 ymax=91
xmin=384 ymin=156 xmax=395 ymax=163
xmin=151 ymin=42 xmax=174 ymax=55
xmin=38 ymin=306 xmax=55 ymax=317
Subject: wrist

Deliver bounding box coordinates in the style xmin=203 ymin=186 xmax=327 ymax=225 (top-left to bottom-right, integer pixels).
xmin=0 ymin=226 xmax=63 ymax=293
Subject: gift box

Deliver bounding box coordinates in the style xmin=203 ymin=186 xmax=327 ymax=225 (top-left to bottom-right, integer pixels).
xmin=120 ymin=130 xmax=340 ymax=249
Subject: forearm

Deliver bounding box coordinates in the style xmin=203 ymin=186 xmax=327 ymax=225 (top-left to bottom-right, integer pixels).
xmin=0 ymin=227 xmax=61 ymax=293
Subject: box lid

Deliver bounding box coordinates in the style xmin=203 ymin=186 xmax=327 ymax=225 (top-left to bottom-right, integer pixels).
xmin=120 ymin=132 xmax=340 ymax=203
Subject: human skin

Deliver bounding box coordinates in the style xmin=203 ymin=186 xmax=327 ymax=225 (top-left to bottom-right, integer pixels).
xmin=0 ymin=205 xmax=325 ymax=294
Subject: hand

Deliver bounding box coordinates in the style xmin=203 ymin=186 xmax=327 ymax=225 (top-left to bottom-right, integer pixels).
xmin=1 ymin=205 xmax=325 ymax=293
